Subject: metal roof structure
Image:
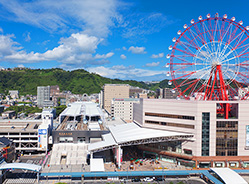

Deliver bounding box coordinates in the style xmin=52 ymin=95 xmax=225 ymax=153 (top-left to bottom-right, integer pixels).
xmin=60 ymin=102 xmax=102 ymax=118
xmin=211 ymin=168 xmax=247 ymax=184
xmin=84 ymin=102 xmax=102 ymax=117
xmin=0 ymin=163 xmax=42 ymax=172
xmin=60 ymin=102 xmax=84 ymax=117
xmin=88 ymin=123 xmax=194 ymax=152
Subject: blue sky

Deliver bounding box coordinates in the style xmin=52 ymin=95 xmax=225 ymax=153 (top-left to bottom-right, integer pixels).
xmin=0 ymin=0 xmax=249 ymax=81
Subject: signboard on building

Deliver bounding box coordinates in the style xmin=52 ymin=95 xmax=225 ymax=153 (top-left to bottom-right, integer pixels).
xmin=246 ymin=125 xmax=249 ymax=147
xmin=38 ymin=129 xmax=47 ymax=135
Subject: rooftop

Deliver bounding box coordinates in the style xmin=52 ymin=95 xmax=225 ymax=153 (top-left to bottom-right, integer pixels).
xmin=0 ymin=120 xmax=42 ymax=132
xmin=89 ymin=122 xmax=194 ymax=152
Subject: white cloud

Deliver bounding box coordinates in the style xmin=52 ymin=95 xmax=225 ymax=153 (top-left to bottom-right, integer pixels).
xmin=122 ymin=46 xmax=127 ymax=50
xmin=87 ymin=65 xmax=166 ymax=80
xmin=0 ymin=34 xmax=19 ymax=57
xmin=95 ymin=52 xmax=114 ymax=59
xmin=23 ymin=32 xmax=31 ymax=42
xmin=0 ymin=0 xmax=120 ymax=37
xmin=120 ymin=54 xmax=126 ymax=59
xmin=145 ymin=62 xmax=160 ymax=67
xmin=128 ymin=46 xmax=146 ymax=54
xmin=1 ymin=32 xmax=114 ymax=65
xmin=151 ymin=53 xmax=164 ymax=58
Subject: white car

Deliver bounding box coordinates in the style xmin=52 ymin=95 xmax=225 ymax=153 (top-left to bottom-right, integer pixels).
xmin=143 ymin=177 xmax=154 ymax=182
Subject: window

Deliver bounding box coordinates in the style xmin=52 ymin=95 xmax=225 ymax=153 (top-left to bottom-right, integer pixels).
xmin=145 ymin=112 xmax=195 ymax=120
xmin=202 ymin=112 xmax=210 ymax=156
xmin=216 ymin=121 xmax=238 ymax=156
xmin=145 ymin=120 xmax=194 ymax=129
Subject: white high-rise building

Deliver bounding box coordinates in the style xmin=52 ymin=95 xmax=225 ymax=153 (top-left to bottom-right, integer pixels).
xmin=37 ymin=86 xmax=53 ymax=107
xmin=111 ymin=98 xmax=140 ymax=122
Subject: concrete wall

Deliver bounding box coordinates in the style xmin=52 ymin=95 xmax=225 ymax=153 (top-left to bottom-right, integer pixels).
xmin=52 ymin=130 xmax=109 ymax=144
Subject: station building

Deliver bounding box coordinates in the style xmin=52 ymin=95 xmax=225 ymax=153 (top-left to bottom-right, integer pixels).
xmin=54 ymin=102 xmax=107 ymax=144
xmin=133 ymin=98 xmax=249 ymax=168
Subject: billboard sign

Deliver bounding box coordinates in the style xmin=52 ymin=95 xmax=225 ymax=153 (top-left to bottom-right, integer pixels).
xmin=38 ymin=129 xmax=47 ymax=135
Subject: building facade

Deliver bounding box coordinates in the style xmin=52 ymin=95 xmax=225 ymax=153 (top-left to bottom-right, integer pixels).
xmin=133 ymin=98 xmax=249 ymax=167
xmin=37 ymin=86 xmax=53 ymax=107
xmin=156 ymin=88 xmax=179 ymax=99
xmin=103 ymin=84 xmax=130 ymax=114
xmin=111 ymin=98 xmax=140 ymax=122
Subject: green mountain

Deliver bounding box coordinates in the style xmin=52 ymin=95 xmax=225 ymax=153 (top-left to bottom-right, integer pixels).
xmin=0 ymin=68 xmax=153 ymax=95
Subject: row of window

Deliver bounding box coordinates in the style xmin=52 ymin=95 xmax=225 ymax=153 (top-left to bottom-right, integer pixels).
xmin=216 ymin=121 xmax=238 ymax=156
xmin=145 ymin=112 xmax=195 ymax=120
xmin=202 ymin=112 xmax=210 ymax=156
xmin=145 ymin=120 xmax=195 ymax=129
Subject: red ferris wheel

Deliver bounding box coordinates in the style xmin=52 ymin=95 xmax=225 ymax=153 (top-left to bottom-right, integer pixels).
xmin=167 ymin=13 xmax=249 ymax=103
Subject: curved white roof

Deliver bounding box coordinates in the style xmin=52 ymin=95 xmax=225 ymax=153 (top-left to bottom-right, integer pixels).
xmin=0 ymin=163 xmax=42 ymax=172
xmin=211 ymin=168 xmax=247 ymax=184
xmin=89 ymin=122 xmax=193 ymax=152
xmin=110 ymin=123 xmax=191 ymax=144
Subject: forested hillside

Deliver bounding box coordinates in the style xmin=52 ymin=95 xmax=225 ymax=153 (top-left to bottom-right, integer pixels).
xmin=0 ymin=68 xmax=155 ymax=95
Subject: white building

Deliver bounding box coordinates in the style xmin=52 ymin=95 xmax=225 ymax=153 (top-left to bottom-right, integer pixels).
xmin=9 ymin=90 xmax=19 ymax=99
xmin=0 ymin=108 xmax=54 ymax=153
xmin=133 ymin=98 xmax=249 ymax=168
xmin=111 ymin=98 xmax=140 ymax=122
xmin=37 ymin=86 xmax=53 ymax=107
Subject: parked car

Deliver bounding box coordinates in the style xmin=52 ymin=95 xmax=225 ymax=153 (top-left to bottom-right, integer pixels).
xmin=143 ymin=177 xmax=154 ymax=182
xmin=120 ymin=178 xmax=127 ymax=182
xmin=131 ymin=178 xmax=141 ymax=182
xmin=155 ymin=177 xmax=164 ymax=181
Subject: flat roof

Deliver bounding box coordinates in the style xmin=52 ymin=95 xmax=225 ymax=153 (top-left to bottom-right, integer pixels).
xmin=0 ymin=120 xmax=41 ymax=132
xmin=0 ymin=163 xmax=41 ymax=172
xmin=61 ymin=102 xmax=84 ymax=117
xmin=84 ymin=102 xmax=101 ymax=117
xmin=60 ymin=102 xmax=102 ymax=117
xmin=88 ymin=122 xmax=193 ymax=152
xmin=211 ymin=168 xmax=247 ymax=184
xmin=90 ymin=158 xmax=105 ymax=172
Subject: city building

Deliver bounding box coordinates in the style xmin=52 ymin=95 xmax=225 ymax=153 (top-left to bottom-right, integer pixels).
xmin=0 ymin=137 xmax=15 ymax=163
xmin=111 ymin=98 xmax=140 ymax=122
xmin=156 ymin=88 xmax=163 ymax=99
xmin=0 ymin=105 xmax=4 ymax=114
xmin=50 ymin=85 xmax=60 ymax=96
xmin=2 ymin=111 xmax=15 ymax=119
xmin=103 ymin=84 xmax=130 ymax=114
xmin=133 ymin=98 xmax=249 ymax=168
xmin=60 ymin=98 xmax=66 ymax=106
xmin=138 ymin=93 xmax=147 ymax=99
xmin=156 ymin=88 xmax=179 ymax=99
xmin=0 ymin=109 xmax=54 ymax=154
xmin=37 ymin=86 xmax=53 ymax=107
xmin=129 ymin=86 xmax=143 ymax=97
xmin=9 ymin=90 xmax=19 ymax=99
xmin=55 ymin=102 xmax=107 ymax=144
xmin=162 ymin=88 xmax=179 ymax=99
